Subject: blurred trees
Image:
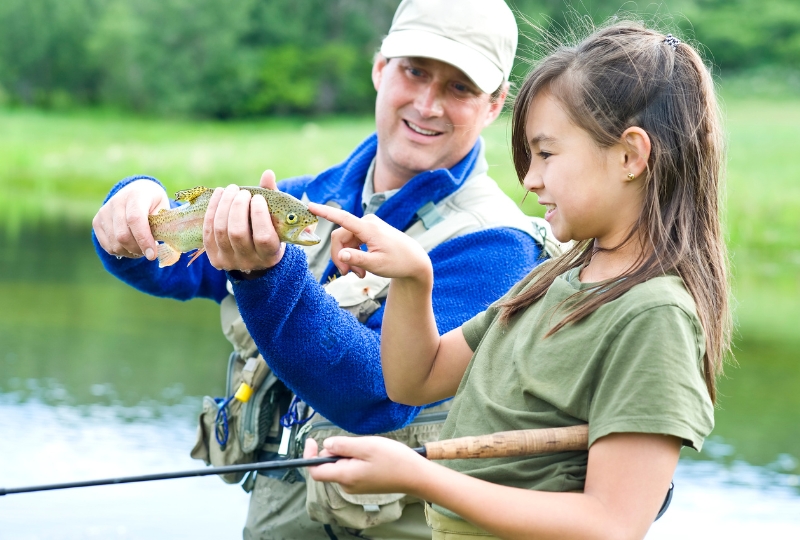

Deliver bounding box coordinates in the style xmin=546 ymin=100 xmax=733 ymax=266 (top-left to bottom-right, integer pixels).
xmin=0 ymin=0 xmax=797 ymax=117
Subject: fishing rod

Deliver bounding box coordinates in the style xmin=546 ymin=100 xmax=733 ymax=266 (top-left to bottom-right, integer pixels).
xmin=0 ymin=424 xmax=588 ymax=496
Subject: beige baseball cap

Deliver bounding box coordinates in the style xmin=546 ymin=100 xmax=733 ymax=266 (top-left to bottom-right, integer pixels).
xmin=380 ymin=0 xmax=518 ymax=94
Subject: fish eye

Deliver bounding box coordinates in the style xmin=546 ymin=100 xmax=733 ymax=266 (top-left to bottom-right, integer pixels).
xmin=286 ymin=213 xmax=298 ymax=224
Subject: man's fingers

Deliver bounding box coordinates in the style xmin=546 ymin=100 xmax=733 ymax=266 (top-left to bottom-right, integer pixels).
xmin=227 ymin=189 xmax=256 ymax=254
xmin=259 ymin=169 xmax=278 ymax=190
xmin=203 ymin=187 xmax=224 ymax=252
xmin=92 ymin=212 xmax=112 ymax=252
xmin=109 ymin=201 xmax=140 ymax=255
xmin=125 ymin=196 xmax=157 ymax=259
xmin=250 ymin=195 xmax=278 ymax=252
xmin=213 ymin=185 xmax=239 ymax=253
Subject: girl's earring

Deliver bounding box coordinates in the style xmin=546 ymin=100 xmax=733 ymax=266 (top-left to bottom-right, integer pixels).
xmin=627 ymin=172 xmax=635 ymax=180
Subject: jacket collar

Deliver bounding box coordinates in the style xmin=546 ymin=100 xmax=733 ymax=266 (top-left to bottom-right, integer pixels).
xmin=303 ymin=133 xmax=486 ymax=232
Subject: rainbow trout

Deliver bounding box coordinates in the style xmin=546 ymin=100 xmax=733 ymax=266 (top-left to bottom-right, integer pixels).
xmin=148 ymin=186 xmax=320 ymax=268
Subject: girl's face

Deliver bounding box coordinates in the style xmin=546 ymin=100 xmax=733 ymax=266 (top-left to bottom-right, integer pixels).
xmin=522 ymin=92 xmax=644 ymax=247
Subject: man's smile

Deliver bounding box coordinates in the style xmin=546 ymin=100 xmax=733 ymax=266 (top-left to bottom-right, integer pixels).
xmin=404 ymin=119 xmax=442 ymax=136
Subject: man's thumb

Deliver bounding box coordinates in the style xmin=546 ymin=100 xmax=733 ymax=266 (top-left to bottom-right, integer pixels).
xmin=260 ymin=169 xmax=278 ymax=190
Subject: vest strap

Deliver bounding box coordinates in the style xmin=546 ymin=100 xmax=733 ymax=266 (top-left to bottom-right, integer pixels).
xmin=416 ymin=201 xmax=445 ymax=229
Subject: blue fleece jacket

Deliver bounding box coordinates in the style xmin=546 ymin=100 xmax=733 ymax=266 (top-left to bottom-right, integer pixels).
xmin=93 ymin=134 xmax=544 ymax=434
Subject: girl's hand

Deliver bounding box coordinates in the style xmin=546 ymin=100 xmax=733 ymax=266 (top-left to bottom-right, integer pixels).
xmin=308 ymin=203 xmax=432 ymax=283
xmin=303 ymin=436 xmax=431 ymax=496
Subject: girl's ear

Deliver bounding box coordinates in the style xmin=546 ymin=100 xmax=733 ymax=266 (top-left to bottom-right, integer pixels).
xmin=620 ymin=127 xmax=651 ymax=181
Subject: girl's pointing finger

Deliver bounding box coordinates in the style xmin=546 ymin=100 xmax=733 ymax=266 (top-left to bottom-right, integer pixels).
xmin=308 ymin=203 xmax=367 ymax=237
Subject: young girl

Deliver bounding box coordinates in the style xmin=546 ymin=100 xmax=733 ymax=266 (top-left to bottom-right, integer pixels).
xmin=305 ymin=22 xmax=730 ymax=540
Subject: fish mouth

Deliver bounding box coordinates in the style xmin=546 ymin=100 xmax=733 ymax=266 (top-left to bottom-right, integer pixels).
xmin=286 ymin=221 xmax=321 ymax=246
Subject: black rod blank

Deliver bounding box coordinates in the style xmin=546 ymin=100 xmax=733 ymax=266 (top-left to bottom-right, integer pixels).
xmin=1 ymin=448 xmax=428 ymax=496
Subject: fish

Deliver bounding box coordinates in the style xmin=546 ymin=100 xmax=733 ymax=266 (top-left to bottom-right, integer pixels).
xmin=148 ymin=186 xmax=320 ymax=268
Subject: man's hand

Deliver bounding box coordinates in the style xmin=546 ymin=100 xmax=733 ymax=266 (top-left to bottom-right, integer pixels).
xmin=203 ymin=169 xmax=285 ymax=274
xmin=92 ymin=179 xmax=169 ymax=261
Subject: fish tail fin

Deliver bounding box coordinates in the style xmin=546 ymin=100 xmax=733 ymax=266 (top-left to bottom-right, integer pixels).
xmin=186 ymin=247 xmax=206 ymax=267
xmin=157 ymin=243 xmax=182 ymax=268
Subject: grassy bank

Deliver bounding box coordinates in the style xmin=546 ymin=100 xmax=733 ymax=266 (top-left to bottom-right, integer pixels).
xmin=1 ymin=100 xmax=799 ymax=348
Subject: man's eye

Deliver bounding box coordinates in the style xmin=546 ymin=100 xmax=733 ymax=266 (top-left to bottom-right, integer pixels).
xmin=452 ymin=82 xmax=477 ymax=95
xmin=408 ymin=67 xmax=424 ymax=77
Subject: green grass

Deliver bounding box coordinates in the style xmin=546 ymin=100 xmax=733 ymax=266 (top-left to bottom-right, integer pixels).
xmin=1 ymin=99 xmax=798 ymax=347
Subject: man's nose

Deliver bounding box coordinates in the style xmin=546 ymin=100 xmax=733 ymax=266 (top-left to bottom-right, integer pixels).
xmin=414 ymin=84 xmax=444 ymax=118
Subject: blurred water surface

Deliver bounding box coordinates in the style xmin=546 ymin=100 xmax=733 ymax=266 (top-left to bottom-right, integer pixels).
xmin=1 ymin=223 xmax=799 ymax=539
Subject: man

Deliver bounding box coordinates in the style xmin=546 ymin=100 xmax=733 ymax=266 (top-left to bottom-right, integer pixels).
xmin=92 ymin=1 xmax=550 ymax=538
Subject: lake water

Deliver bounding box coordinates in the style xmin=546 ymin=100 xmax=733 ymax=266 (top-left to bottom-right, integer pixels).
xmin=1 ymin=222 xmax=799 ymax=539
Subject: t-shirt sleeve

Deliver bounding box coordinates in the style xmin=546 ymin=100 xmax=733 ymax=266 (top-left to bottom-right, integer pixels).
xmin=461 ymin=308 xmax=494 ymax=351
xmin=588 ymin=305 xmax=714 ymax=451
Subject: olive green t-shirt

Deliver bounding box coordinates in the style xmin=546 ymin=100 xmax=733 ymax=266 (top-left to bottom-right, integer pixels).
xmin=437 ymin=267 xmax=714 ymax=498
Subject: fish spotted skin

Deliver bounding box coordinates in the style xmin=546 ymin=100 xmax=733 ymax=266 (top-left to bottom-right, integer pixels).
xmin=148 ymin=186 xmax=320 ymax=268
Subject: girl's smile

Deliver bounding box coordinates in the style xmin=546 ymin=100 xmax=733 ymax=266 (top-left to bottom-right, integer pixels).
xmin=542 ymin=203 xmax=557 ymax=221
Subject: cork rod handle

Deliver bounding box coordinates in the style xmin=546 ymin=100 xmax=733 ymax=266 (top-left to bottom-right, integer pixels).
xmin=424 ymin=424 xmax=589 ymax=460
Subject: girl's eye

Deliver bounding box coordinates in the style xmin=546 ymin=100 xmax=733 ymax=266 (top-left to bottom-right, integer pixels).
xmin=286 ymin=213 xmax=298 ymax=224
xmin=537 ymin=151 xmax=552 ymax=160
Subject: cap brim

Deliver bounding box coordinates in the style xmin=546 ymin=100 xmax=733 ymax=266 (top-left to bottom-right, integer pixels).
xmin=381 ymin=30 xmax=504 ymax=94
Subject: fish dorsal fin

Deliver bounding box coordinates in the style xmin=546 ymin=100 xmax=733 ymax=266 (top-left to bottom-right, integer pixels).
xmin=174 ymin=186 xmax=209 ymax=204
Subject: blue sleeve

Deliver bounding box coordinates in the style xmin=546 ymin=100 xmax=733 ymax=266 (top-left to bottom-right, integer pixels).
xmin=92 ymin=175 xmax=228 ymax=303
xmin=231 ymin=227 xmax=543 ymax=434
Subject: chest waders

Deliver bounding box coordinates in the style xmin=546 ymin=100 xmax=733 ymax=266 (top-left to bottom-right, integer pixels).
xmin=194 ymin=170 xmax=561 ymax=540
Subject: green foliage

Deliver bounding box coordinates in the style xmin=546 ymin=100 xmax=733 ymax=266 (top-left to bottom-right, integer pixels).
xmin=0 ymin=0 xmax=103 ymax=107
xmin=0 ymin=0 xmax=397 ymax=116
xmin=0 ymin=0 xmax=798 ymax=116
xmin=683 ymin=0 xmax=800 ymax=71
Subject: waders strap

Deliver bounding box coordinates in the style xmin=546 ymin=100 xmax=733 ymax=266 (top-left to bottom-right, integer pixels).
xmin=323 ymin=524 xmax=339 ymax=540
xmin=655 ymin=482 xmax=674 ymax=521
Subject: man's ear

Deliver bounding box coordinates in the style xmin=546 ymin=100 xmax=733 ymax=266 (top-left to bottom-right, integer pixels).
xmin=620 ymin=127 xmax=651 ymax=180
xmin=482 ymin=82 xmax=509 ymax=128
xmin=372 ymin=54 xmax=388 ymax=92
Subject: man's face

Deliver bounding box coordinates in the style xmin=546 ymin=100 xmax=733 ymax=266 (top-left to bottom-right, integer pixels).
xmin=371 ymin=55 xmax=505 ymax=188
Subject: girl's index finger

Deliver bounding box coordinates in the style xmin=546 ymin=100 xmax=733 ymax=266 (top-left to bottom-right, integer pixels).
xmin=308 ymin=203 xmax=367 ymax=236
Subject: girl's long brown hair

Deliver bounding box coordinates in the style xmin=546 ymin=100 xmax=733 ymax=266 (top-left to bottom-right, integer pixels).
xmin=502 ymin=21 xmax=731 ymax=402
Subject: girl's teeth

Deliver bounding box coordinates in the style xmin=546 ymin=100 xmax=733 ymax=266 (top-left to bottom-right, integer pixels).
xmin=407 ymin=121 xmax=438 ymax=136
